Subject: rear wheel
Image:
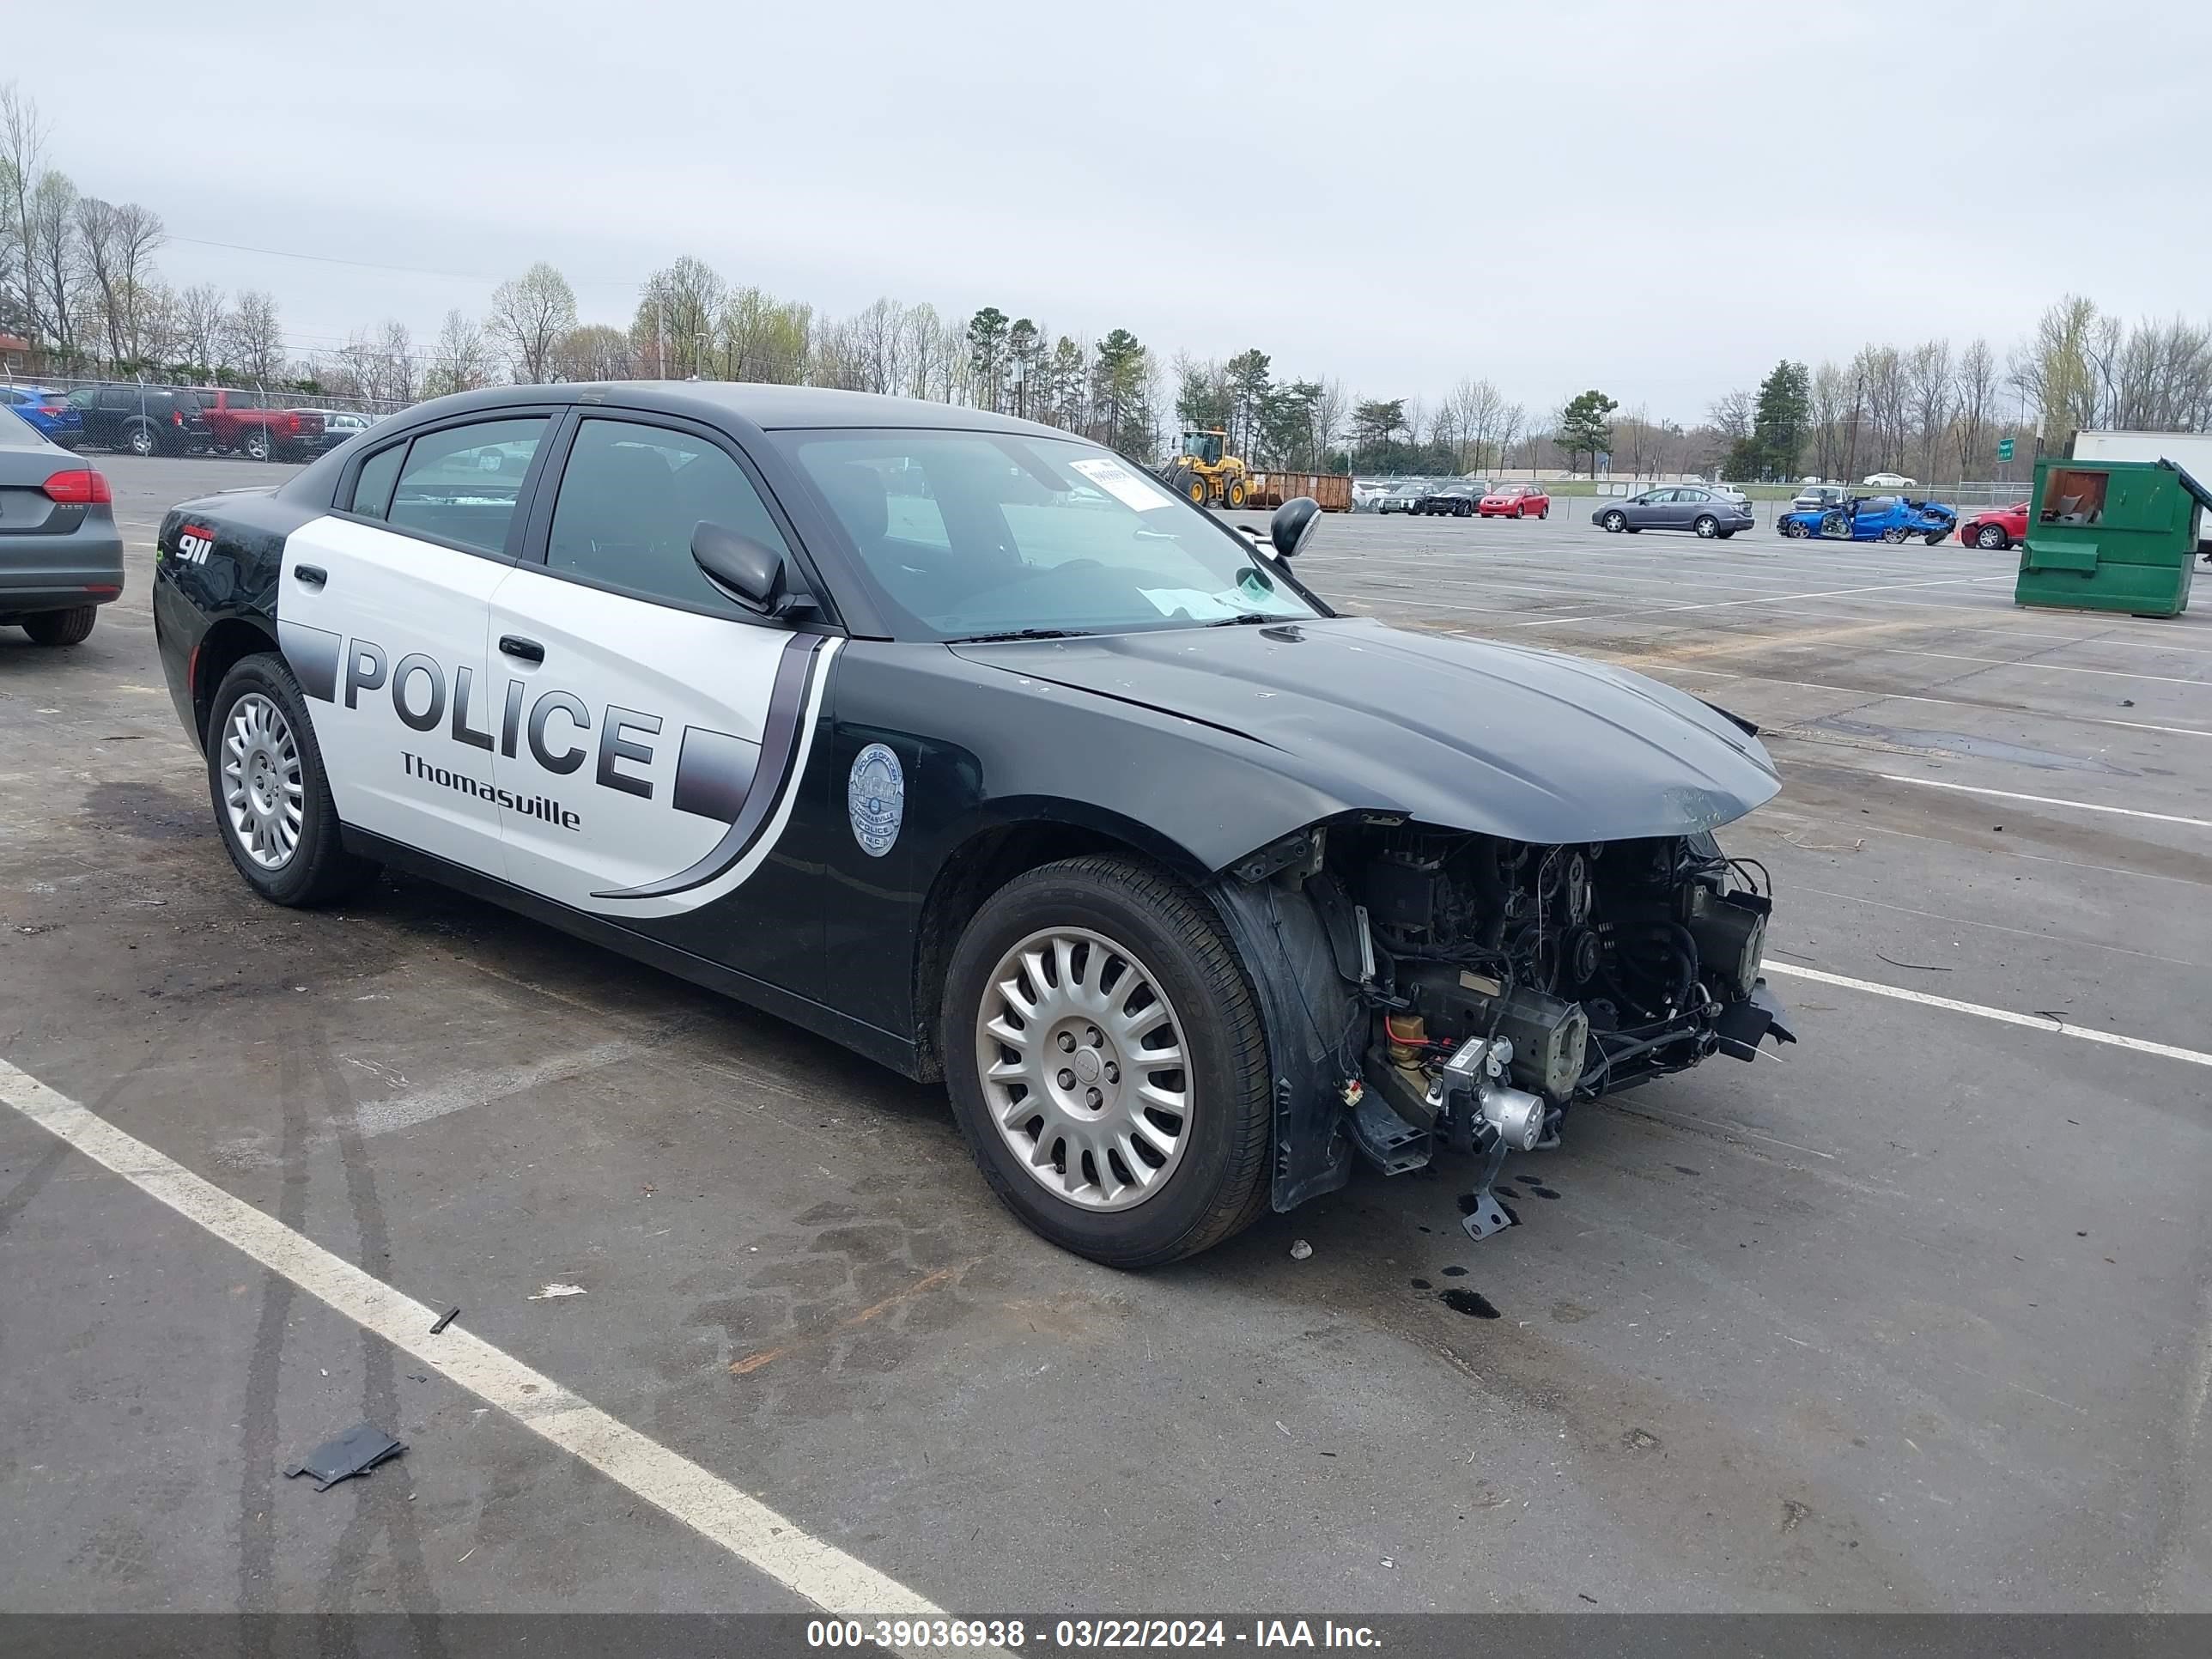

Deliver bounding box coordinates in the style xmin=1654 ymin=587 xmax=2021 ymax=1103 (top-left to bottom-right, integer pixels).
xmin=240 ymin=426 xmax=273 ymax=462
xmin=1974 ymin=523 xmax=2009 ymax=550
xmin=1694 ymin=514 xmax=1719 ymax=538
xmin=1225 ymin=478 xmax=1247 ymax=509
xmin=205 ymin=654 xmax=380 ymax=907
xmin=945 ymin=855 xmax=1272 ymax=1268
xmin=23 ymin=606 xmax=97 ymax=647
xmin=1601 ymin=510 xmax=1626 ymax=533
xmin=123 ymin=421 xmax=159 ymax=458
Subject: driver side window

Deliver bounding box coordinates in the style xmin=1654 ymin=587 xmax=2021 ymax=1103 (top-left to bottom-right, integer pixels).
xmin=545 ymin=417 xmax=790 ymax=613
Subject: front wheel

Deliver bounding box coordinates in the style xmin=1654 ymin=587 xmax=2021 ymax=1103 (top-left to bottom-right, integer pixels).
xmin=1694 ymin=515 xmax=1718 ymax=538
xmin=23 ymin=606 xmax=97 ymax=647
xmin=1601 ymin=510 xmax=1626 ymax=533
xmin=945 ymin=855 xmax=1272 ymax=1268
xmin=1974 ymin=524 xmax=2009 ymax=550
xmin=205 ymin=655 xmax=380 ymax=907
xmin=1783 ymin=519 xmax=1809 ymax=538
xmin=1186 ymin=475 xmax=1210 ymax=507
xmin=1923 ymin=530 xmax=1948 ymax=546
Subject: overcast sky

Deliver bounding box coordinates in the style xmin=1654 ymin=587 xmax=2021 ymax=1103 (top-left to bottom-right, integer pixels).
xmin=17 ymin=0 xmax=2206 ymax=419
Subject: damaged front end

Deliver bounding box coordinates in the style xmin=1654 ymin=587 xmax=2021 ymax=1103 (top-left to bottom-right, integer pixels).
xmin=1209 ymin=818 xmax=1796 ymax=1241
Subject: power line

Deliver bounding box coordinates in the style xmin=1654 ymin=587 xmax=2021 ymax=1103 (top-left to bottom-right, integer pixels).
xmin=167 ymin=234 xmax=642 ymax=290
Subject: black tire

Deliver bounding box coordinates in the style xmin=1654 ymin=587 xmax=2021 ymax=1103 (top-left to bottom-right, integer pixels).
xmin=1974 ymin=523 xmax=2009 ymax=550
xmin=240 ymin=426 xmax=273 ymax=462
xmin=23 ymin=605 xmax=97 ymax=647
xmin=1881 ymin=526 xmax=1908 ymax=544
xmin=943 ymin=854 xmax=1272 ymax=1269
xmin=1694 ymin=514 xmax=1718 ymax=538
xmin=123 ymin=421 xmax=160 ymax=458
xmin=1601 ymin=509 xmax=1626 ymax=532
xmin=1783 ymin=519 xmax=1809 ymax=538
xmin=204 ymin=653 xmax=380 ymax=908
xmin=1923 ymin=531 xmax=1948 ymax=546
xmin=1455 ymin=502 xmax=1471 ymax=517
xmin=1717 ymin=529 xmax=1735 ymax=539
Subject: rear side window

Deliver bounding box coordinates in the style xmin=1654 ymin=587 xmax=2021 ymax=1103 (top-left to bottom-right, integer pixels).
xmin=384 ymin=417 xmax=548 ymax=556
xmin=348 ymin=443 xmax=405 ymax=518
xmin=545 ymin=417 xmax=788 ymax=611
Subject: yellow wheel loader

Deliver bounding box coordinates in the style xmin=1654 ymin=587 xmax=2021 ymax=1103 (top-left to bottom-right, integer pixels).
xmin=1160 ymin=428 xmax=1249 ymax=509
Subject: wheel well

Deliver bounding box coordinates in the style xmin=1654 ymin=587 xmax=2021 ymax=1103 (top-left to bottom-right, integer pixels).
xmin=191 ymin=617 xmax=281 ymax=743
xmin=909 ymin=821 xmax=1159 ymax=1082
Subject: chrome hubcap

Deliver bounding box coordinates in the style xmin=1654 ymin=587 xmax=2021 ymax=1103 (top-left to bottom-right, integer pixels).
xmin=221 ymin=692 xmax=304 ymax=871
xmin=975 ymin=927 xmax=1191 ymax=1212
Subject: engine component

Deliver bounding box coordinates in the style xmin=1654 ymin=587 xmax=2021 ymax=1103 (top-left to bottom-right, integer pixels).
xmin=1399 ymin=966 xmax=1590 ymax=1103
xmin=1686 ymin=888 xmax=1771 ymax=1000
xmin=1423 ymin=1038 xmax=1547 ymax=1152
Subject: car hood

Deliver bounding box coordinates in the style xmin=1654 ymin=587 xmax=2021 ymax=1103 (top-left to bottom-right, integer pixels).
xmin=951 ymin=617 xmax=1780 ymax=845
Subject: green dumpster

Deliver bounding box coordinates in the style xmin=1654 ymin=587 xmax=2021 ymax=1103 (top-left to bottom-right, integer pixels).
xmin=2014 ymin=456 xmax=2209 ymax=617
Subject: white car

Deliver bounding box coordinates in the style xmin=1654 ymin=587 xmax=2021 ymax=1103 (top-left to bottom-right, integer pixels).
xmin=1862 ymin=471 xmax=1916 ymax=489
xmin=1350 ymin=480 xmax=1390 ymax=511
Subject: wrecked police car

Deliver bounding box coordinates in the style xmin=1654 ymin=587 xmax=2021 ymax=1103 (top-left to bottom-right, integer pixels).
xmin=152 ymin=384 xmax=1793 ymax=1268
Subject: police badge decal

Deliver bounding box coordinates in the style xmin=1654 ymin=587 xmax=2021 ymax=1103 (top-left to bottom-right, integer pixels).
xmin=847 ymin=743 xmax=904 ymax=858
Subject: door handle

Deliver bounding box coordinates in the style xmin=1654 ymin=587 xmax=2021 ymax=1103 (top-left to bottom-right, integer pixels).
xmin=294 ymin=565 xmax=326 ymax=587
xmin=499 ymin=635 xmax=544 ymax=665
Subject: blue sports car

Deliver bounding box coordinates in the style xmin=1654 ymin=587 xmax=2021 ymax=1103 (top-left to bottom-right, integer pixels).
xmin=0 ymin=386 xmax=83 ymax=447
xmin=1778 ymin=493 xmax=1955 ymax=544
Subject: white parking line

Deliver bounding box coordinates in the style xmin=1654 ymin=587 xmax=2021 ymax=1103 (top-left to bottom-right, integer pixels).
xmin=1498 ymin=574 xmax=2014 ymax=628
xmin=1631 ymin=664 xmax=2212 ymax=740
xmin=1878 ymin=774 xmax=2212 ymax=829
xmin=1764 ymin=965 xmax=2212 ymax=1071
xmin=0 ymin=1056 xmax=945 ymax=1620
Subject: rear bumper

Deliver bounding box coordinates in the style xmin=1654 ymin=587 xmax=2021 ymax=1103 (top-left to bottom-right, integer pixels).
xmin=0 ymin=524 xmax=126 ymax=614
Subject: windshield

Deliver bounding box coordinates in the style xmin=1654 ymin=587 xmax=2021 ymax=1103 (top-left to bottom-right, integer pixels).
xmin=775 ymin=428 xmax=1323 ymax=641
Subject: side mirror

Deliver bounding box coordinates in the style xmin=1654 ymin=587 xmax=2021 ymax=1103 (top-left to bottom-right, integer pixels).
xmin=1269 ymin=495 xmax=1322 ymax=560
xmin=692 ymin=521 xmax=814 ymax=619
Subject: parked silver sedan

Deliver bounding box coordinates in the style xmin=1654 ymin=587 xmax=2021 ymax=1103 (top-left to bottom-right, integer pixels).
xmin=0 ymin=404 xmax=125 ymax=645
xmin=1590 ymin=485 xmax=1756 ymax=539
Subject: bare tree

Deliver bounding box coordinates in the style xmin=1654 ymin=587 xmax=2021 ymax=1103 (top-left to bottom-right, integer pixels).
xmin=425 ymin=307 xmax=495 ymax=395
xmin=1709 ymin=387 xmax=1753 ymax=443
xmin=1954 ymin=338 xmax=1997 ymax=477
xmin=25 ymin=167 xmax=81 ymax=357
xmin=1904 ymin=339 xmax=1954 ymax=481
xmin=489 ymin=262 xmax=577 ymax=382
xmin=225 ymin=289 xmax=285 ymax=382
xmin=177 ymin=283 xmax=229 ymax=371
xmin=1311 ymin=377 xmax=1350 ymax=464
xmin=0 ymin=82 xmax=50 ymax=342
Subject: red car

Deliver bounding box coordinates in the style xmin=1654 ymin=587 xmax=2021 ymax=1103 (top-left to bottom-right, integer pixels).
xmin=1478 ymin=482 xmax=1550 ymax=519
xmin=1959 ymin=501 xmax=2029 ymax=550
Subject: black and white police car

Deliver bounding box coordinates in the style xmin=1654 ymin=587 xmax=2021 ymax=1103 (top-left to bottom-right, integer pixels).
xmin=155 ymin=384 xmax=1793 ymax=1267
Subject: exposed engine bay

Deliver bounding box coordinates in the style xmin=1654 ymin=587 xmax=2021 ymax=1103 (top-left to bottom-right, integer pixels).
xmin=1221 ymin=817 xmax=1796 ymax=1242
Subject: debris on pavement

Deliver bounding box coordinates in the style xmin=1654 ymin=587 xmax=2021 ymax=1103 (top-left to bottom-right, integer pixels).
xmin=527 ymin=1282 xmax=587 ymax=1300
xmin=430 ymin=1305 xmax=459 ymax=1334
xmin=284 ymin=1423 xmax=405 ymax=1492
xmin=1289 ymin=1239 xmax=1313 ymax=1261
xmin=1875 ymin=951 xmax=1953 ymax=972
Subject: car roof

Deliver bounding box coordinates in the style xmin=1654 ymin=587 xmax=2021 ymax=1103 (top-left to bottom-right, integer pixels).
xmin=386 ymin=380 xmax=1073 ymax=437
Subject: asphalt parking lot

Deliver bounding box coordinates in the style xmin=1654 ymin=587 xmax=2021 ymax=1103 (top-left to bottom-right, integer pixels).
xmin=3 ymin=454 xmax=2208 ymax=1617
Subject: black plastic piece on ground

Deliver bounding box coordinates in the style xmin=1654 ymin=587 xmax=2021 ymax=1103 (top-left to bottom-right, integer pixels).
xmin=430 ymin=1305 xmax=459 ymax=1334
xmin=284 ymin=1424 xmax=405 ymax=1492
